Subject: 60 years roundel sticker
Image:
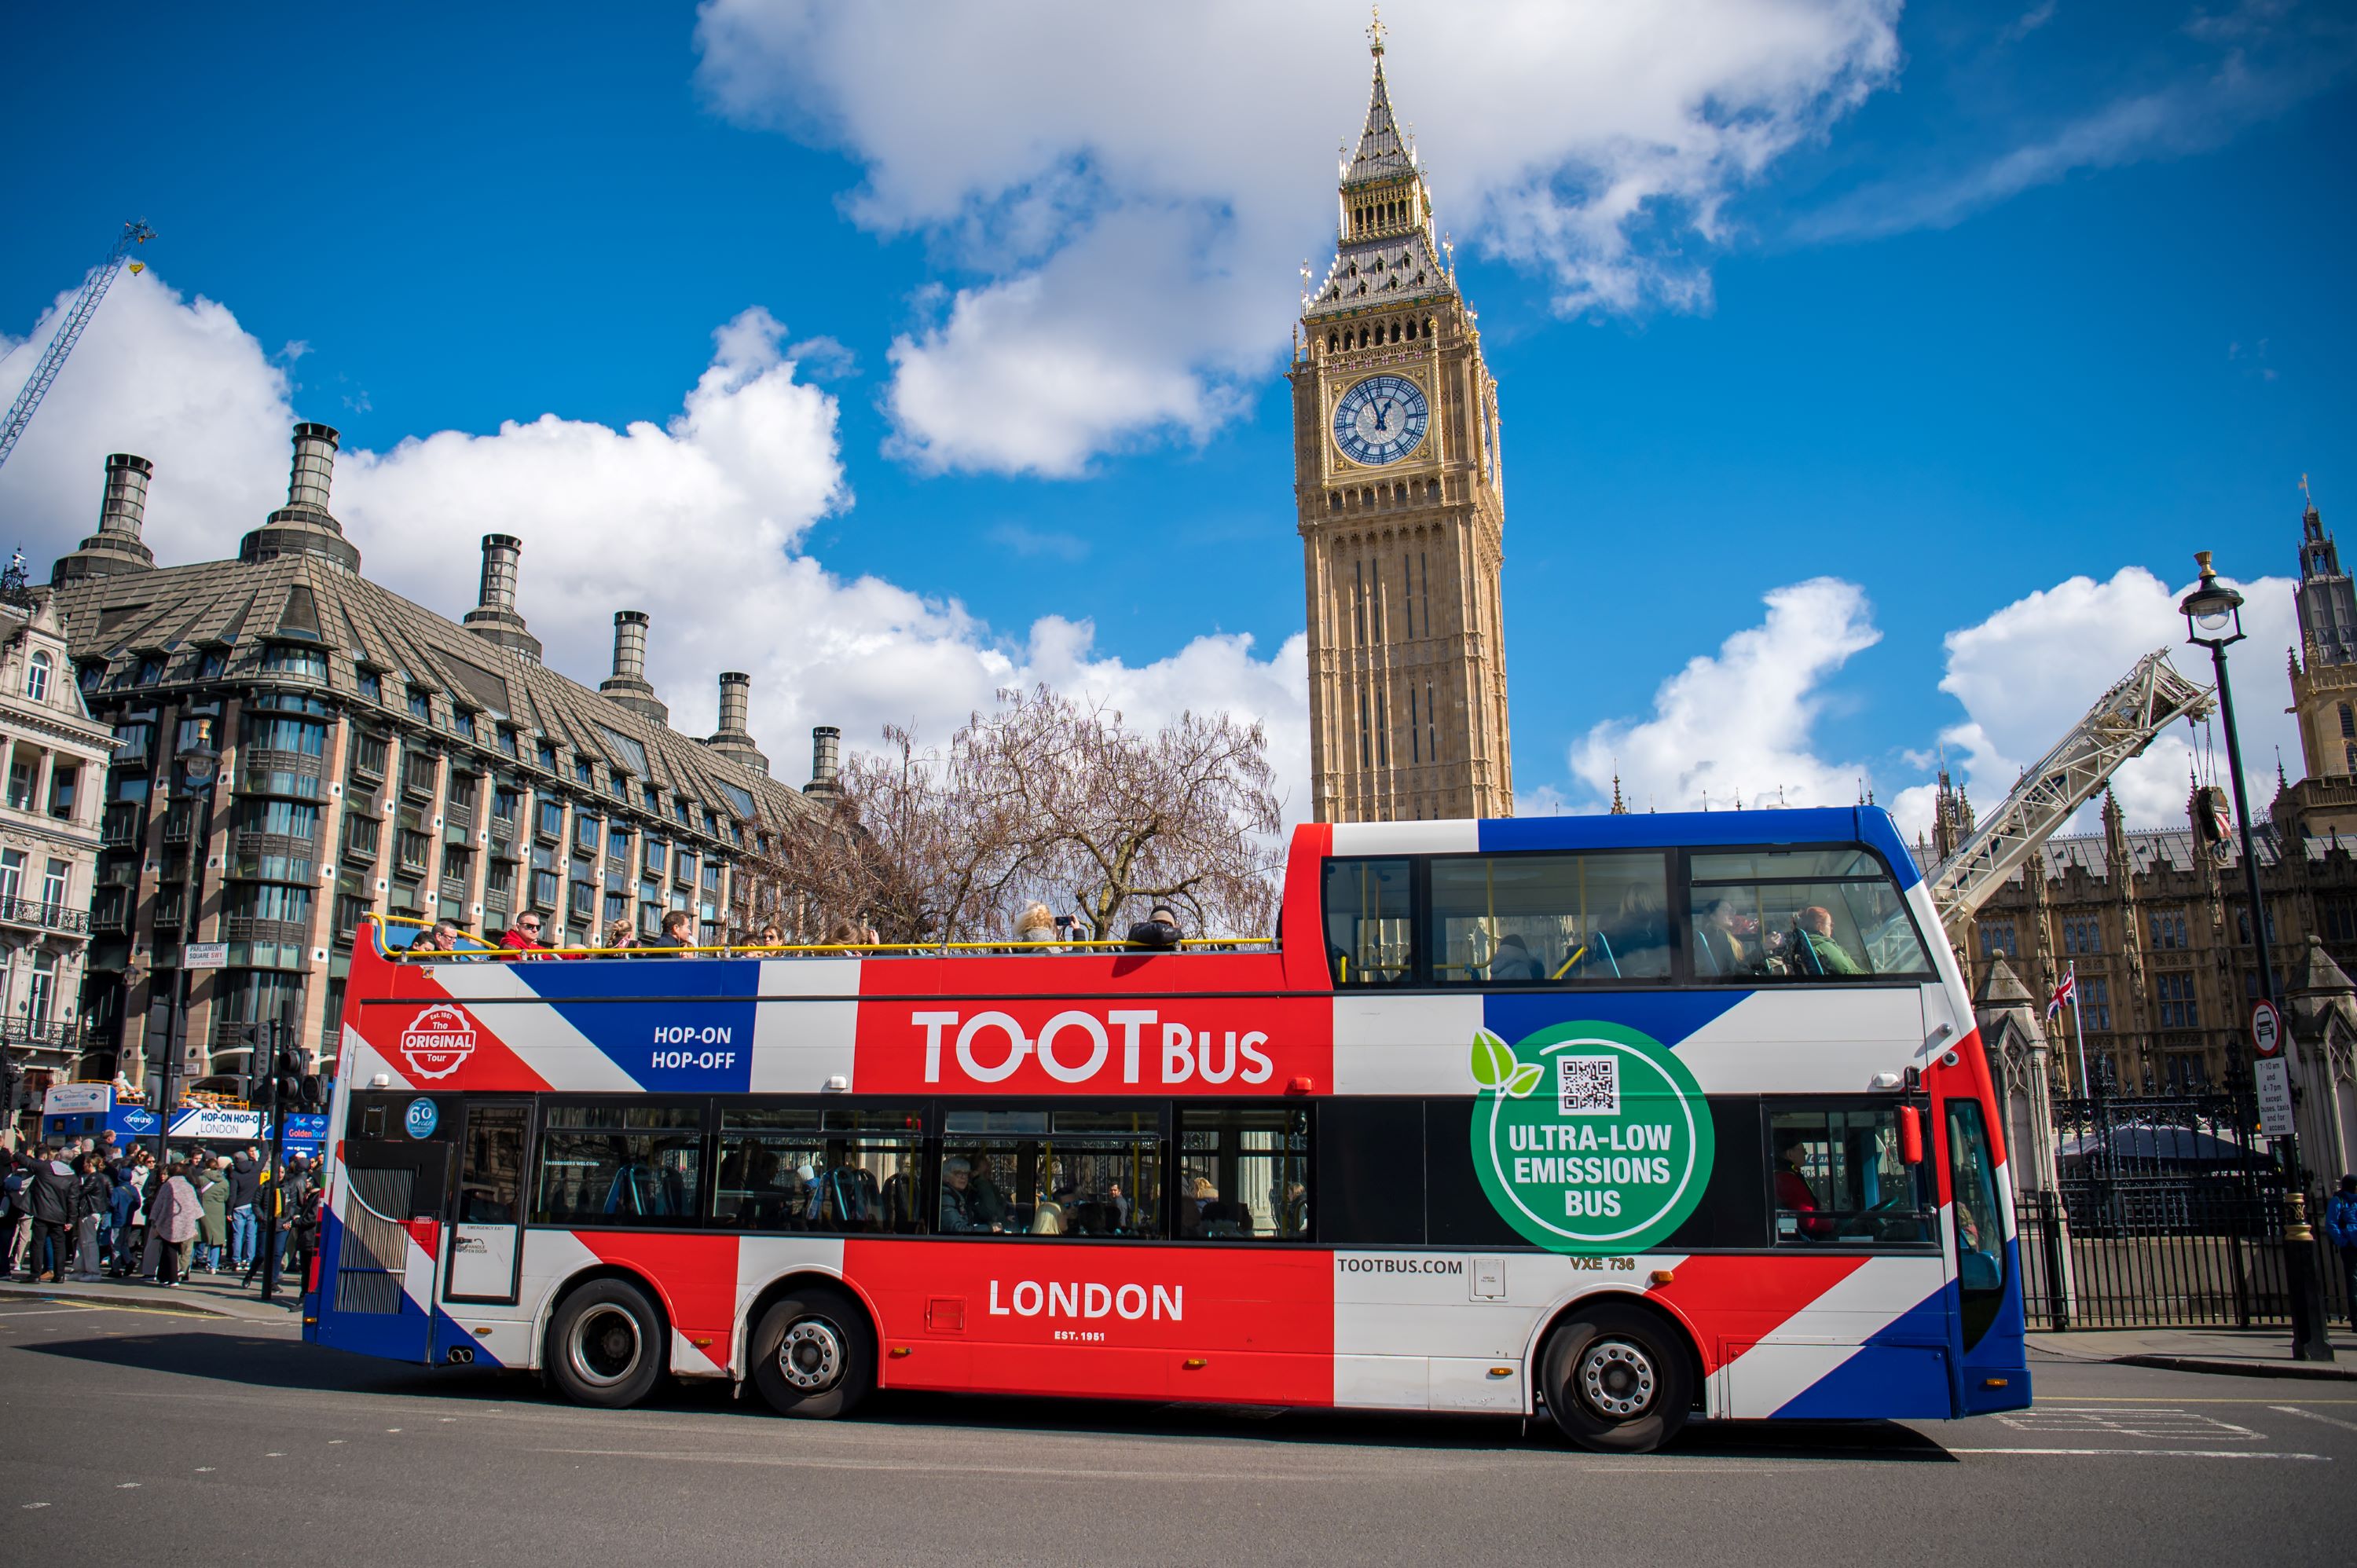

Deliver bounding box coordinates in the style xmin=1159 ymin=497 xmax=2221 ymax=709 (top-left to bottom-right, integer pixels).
xmin=1470 ymin=1021 xmax=1713 ymax=1253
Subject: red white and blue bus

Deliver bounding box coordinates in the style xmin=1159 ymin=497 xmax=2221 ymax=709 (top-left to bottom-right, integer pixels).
xmin=305 ymin=807 xmax=2027 ymax=1453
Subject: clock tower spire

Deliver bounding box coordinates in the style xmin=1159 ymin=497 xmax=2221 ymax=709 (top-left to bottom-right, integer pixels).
xmin=1292 ymin=20 xmax=1512 ymax=823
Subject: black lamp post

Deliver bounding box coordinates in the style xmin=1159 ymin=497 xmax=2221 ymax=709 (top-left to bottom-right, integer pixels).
xmin=153 ymin=724 xmax=220 ymax=1167
xmin=2180 ymin=551 xmax=2335 ymax=1362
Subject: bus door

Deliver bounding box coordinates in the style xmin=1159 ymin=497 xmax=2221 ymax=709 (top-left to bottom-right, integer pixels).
xmin=444 ymin=1101 xmax=530 ymax=1306
xmin=1943 ymin=1093 xmax=2027 ymax=1412
xmin=321 ymin=1121 xmax=453 ymax=1365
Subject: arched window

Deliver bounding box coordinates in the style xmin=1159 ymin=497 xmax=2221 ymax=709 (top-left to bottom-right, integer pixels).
xmin=24 ymin=651 xmax=49 ymax=702
xmin=2346 ymin=742 xmax=2355 ymax=775
xmin=1358 ymin=328 xmax=1370 ymax=348
xmin=2340 ymin=702 xmax=2353 ymax=738
xmin=1389 ymin=321 xmax=1401 ymax=343
xmin=1326 ymin=332 xmax=1338 ymax=351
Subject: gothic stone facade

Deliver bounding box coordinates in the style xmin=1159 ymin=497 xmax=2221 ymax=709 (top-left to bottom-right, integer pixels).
xmin=1293 ymin=30 xmax=1512 ymax=823
xmin=43 ymin=427 xmax=823 ymax=1092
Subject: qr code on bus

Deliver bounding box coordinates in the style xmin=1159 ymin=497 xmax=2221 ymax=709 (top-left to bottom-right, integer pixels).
xmin=1557 ymin=1055 xmax=1619 ymax=1117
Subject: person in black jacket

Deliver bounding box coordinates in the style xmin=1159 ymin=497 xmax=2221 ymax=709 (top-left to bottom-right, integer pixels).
xmin=1125 ymin=905 xmax=1182 ymax=951
xmin=23 ymin=1145 xmax=77 ymax=1282
xmin=228 ymin=1149 xmax=262 ymax=1273
xmin=72 ymin=1152 xmax=109 ymax=1280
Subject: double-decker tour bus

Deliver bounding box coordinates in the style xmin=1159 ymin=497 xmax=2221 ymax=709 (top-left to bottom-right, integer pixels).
xmin=306 ymin=807 xmax=2027 ymax=1453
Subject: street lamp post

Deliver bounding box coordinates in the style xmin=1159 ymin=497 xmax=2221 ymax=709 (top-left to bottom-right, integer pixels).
xmin=2180 ymin=551 xmax=2335 ymax=1362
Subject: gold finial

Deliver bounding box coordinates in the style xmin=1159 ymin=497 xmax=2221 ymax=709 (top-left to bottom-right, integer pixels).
xmin=1367 ymin=5 xmax=1386 ymax=55
xmin=2302 ymin=471 xmax=2316 ymax=510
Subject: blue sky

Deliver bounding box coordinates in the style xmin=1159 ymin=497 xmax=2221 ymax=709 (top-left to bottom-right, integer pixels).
xmin=2 ymin=0 xmax=2352 ymax=834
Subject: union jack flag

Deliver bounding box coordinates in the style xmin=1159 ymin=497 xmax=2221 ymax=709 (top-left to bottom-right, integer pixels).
xmin=2047 ymin=964 xmax=2077 ymax=1019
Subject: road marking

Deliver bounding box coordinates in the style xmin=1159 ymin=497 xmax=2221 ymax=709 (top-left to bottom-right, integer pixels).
xmin=264 ymin=1453 xmax=284 ymax=1458
xmin=20 ymin=1502 xmax=48 ymax=1510
xmin=1949 ymin=1448 xmax=2327 ymax=1460
xmin=0 ymin=1306 xmax=112 ymax=1318
xmin=194 ymin=1467 xmax=214 ymax=1473
xmin=2270 ymin=1405 xmax=2357 ymax=1434
xmin=1996 ymin=1408 xmax=2259 ymax=1440
xmin=116 ymin=1482 xmax=139 ymax=1489
xmin=531 ymin=1447 xmax=1807 ymax=1482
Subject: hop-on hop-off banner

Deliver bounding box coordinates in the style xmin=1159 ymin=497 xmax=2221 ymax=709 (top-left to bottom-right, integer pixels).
xmin=1470 ymin=1022 xmax=1714 ymax=1253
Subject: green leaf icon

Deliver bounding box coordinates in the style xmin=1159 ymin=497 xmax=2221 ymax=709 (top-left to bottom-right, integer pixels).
xmin=1506 ymin=1061 xmax=1545 ymax=1100
xmin=1470 ymin=1029 xmax=1516 ymax=1090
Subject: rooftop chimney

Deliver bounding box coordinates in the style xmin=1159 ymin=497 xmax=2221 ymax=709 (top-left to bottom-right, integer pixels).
xmin=51 ymin=452 xmax=157 ymax=585
xmin=461 ymin=533 xmax=541 ymax=661
xmin=703 ymin=670 xmax=769 ymax=775
xmin=239 ymin=421 xmax=360 ymax=570
xmin=805 ymin=725 xmax=841 ymax=799
xmin=598 ymin=609 xmax=668 ymax=724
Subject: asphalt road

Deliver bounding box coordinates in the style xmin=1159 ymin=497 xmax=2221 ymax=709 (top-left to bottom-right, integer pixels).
xmin=4 ymin=1295 xmax=2352 ymax=1566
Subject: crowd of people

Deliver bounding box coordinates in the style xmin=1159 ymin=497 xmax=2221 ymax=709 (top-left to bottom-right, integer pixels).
xmin=0 ymin=1134 xmax=322 ymax=1291
xmin=401 ymin=903 xmax=1191 ymax=962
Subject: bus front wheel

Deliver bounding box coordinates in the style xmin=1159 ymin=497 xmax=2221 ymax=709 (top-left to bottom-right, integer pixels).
xmin=751 ymin=1287 xmax=873 ymax=1419
xmin=1541 ymin=1303 xmax=1693 ymax=1454
xmin=548 ymin=1278 xmax=665 ymax=1410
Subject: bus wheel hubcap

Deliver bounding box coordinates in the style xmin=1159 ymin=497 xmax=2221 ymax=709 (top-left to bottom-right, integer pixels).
xmin=1578 ymin=1339 xmax=1655 ymax=1420
xmin=570 ymin=1305 xmax=642 ymax=1388
xmin=779 ymin=1320 xmax=842 ymax=1390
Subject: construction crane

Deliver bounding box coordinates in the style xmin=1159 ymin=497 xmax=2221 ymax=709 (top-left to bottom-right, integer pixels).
xmin=0 ymin=219 xmax=157 ymax=474
xmin=1926 ymin=647 xmax=2215 ymax=934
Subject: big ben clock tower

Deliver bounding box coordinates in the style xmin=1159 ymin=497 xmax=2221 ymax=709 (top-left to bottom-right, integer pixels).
xmin=1293 ymin=17 xmax=1512 ymax=823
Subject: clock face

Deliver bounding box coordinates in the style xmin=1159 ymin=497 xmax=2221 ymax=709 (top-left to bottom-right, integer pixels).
xmin=1332 ymin=374 xmax=1429 ymax=467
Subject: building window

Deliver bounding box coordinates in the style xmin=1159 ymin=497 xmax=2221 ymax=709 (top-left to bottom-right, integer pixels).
xmin=136 ymin=657 xmax=163 ymax=685
xmin=492 ymin=786 xmax=521 ymax=829
xmin=574 ymin=815 xmax=599 ymax=853
xmin=574 ymin=757 xmax=594 ymax=786
xmin=26 ymin=951 xmax=56 ymax=1024
xmin=2234 ymin=906 xmax=2277 ymax=946
xmin=357 ymin=669 xmax=381 ymax=702
xmin=2149 ymin=909 xmax=2188 ymax=951
xmin=2081 ymin=976 xmax=2111 ymax=1031
xmin=408 ymin=687 xmax=433 ymax=721
xmin=2062 ymin=915 xmax=2102 ymax=954
xmin=537 ymin=800 xmax=564 ymax=838
xmin=644 ymin=840 xmax=667 ymax=876
xmin=1981 ymin=922 xmax=2017 ymax=958
xmin=452 ymin=709 xmax=476 ymax=741
xmin=2155 ymin=972 xmax=2199 ymax=1028
xmin=79 ymin=662 xmax=103 ymax=692
xmin=535 ymin=741 xmax=557 ymax=771
xmin=673 ymin=798 xmax=691 ymax=826
xmin=350 ymin=731 xmax=389 ymax=779
xmin=497 ymin=726 xmax=518 ymax=757
xmin=262 ymin=643 xmax=328 ymax=680
xmin=2322 ymin=897 xmax=2357 ymax=944
xmin=2341 ymin=702 xmax=2354 ymax=740
xmin=46 ymin=764 xmax=78 ymax=821
xmin=24 ymin=651 xmax=49 ymax=702
xmin=198 ymin=648 xmax=225 ymax=680
xmin=531 ymin=870 xmax=560 ymax=909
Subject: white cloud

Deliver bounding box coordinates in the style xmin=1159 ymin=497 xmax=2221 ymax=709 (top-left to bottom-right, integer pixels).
xmin=0 ymin=272 xmax=1307 ymax=813
xmin=694 ymin=0 xmax=1902 ymax=474
xmin=1887 ymin=566 xmax=2300 ymax=839
xmin=1570 ymin=577 xmax=1882 ymax=814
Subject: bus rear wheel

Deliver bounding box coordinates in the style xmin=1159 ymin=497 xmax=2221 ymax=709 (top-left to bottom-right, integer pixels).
xmin=548 ymin=1278 xmax=665 ymax=1410
xmin=751 ymin=1287 xmax=873 ymax=1420
xmin=1541 ymin=1303 xmax=1692 ymax=1454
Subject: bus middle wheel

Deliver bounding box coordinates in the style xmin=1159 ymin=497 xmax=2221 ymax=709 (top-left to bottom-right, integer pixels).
xmin=751 ymin=1287 xmax=874 ymax=1420
xmin=1541 ymin=1302 xmax=1693 ymax=1455
xmin=548 ymin=1277 xmax=665 ymax=1410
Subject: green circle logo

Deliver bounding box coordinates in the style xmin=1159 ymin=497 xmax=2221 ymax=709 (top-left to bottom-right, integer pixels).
xmin=1469 ymin=1022 xmax=1714 ymax=1253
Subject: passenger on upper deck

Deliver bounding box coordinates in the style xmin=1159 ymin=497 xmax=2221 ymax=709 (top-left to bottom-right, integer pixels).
xmin=1126 ymin=905 xmax=1182 ymax=951
xmin=1695 ymin=899 xmax=1760 ymax=976
xmin=603 ymin=918 xmax=640 ymax=956
xmin=648 ymin=909 xmax=698 ymax=958
xmin=754 ymin=922 xmax=784 ymax=950
xmin=1014 ymin=902 xmax=1058 ymax=951
xmin=404 ymin=921 xmax=452 ymax=960
xmin=1791 ymin=906 xmax=1864 ymax=976
xmin=497 ymin=914 xmax=556 ymax=961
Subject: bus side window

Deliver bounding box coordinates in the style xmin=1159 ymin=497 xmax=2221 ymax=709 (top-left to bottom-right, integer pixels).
xmin=1175 ymin=1106 xmax=1310 ymax=1241
xmin=1324 ymin=857 xmax=1413 ymax=986
xmin=1765 ymin=1103 xmax=1934 ymax=1247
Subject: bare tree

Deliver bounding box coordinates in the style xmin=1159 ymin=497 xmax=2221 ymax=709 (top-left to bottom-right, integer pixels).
xmin=967 ymin=686 xmax=1283 ymax=940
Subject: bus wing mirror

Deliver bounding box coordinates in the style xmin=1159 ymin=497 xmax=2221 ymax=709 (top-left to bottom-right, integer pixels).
xmin=1898 ymin=1105 xmax=1923 ymax=1165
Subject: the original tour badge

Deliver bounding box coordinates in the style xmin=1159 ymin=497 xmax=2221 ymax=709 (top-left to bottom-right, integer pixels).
xmin=1470 ymin=1021 xmax=1714 ymax=1253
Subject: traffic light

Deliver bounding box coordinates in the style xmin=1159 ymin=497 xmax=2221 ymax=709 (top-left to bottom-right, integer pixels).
xmin=273 ymin=1039 xmax=307 ymax=1108
xmin=239 ymin=1022 xmax=269 ymax=1101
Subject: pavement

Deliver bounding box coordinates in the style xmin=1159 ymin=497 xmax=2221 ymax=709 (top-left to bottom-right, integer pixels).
xmin=0 ymin=1268 xmax=300 ymax=1322
xmin=2029 ymin=1327 xmax=2357 ymax=1380
xmin=3 ymin=1295 xmax=2353 ymax=1566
